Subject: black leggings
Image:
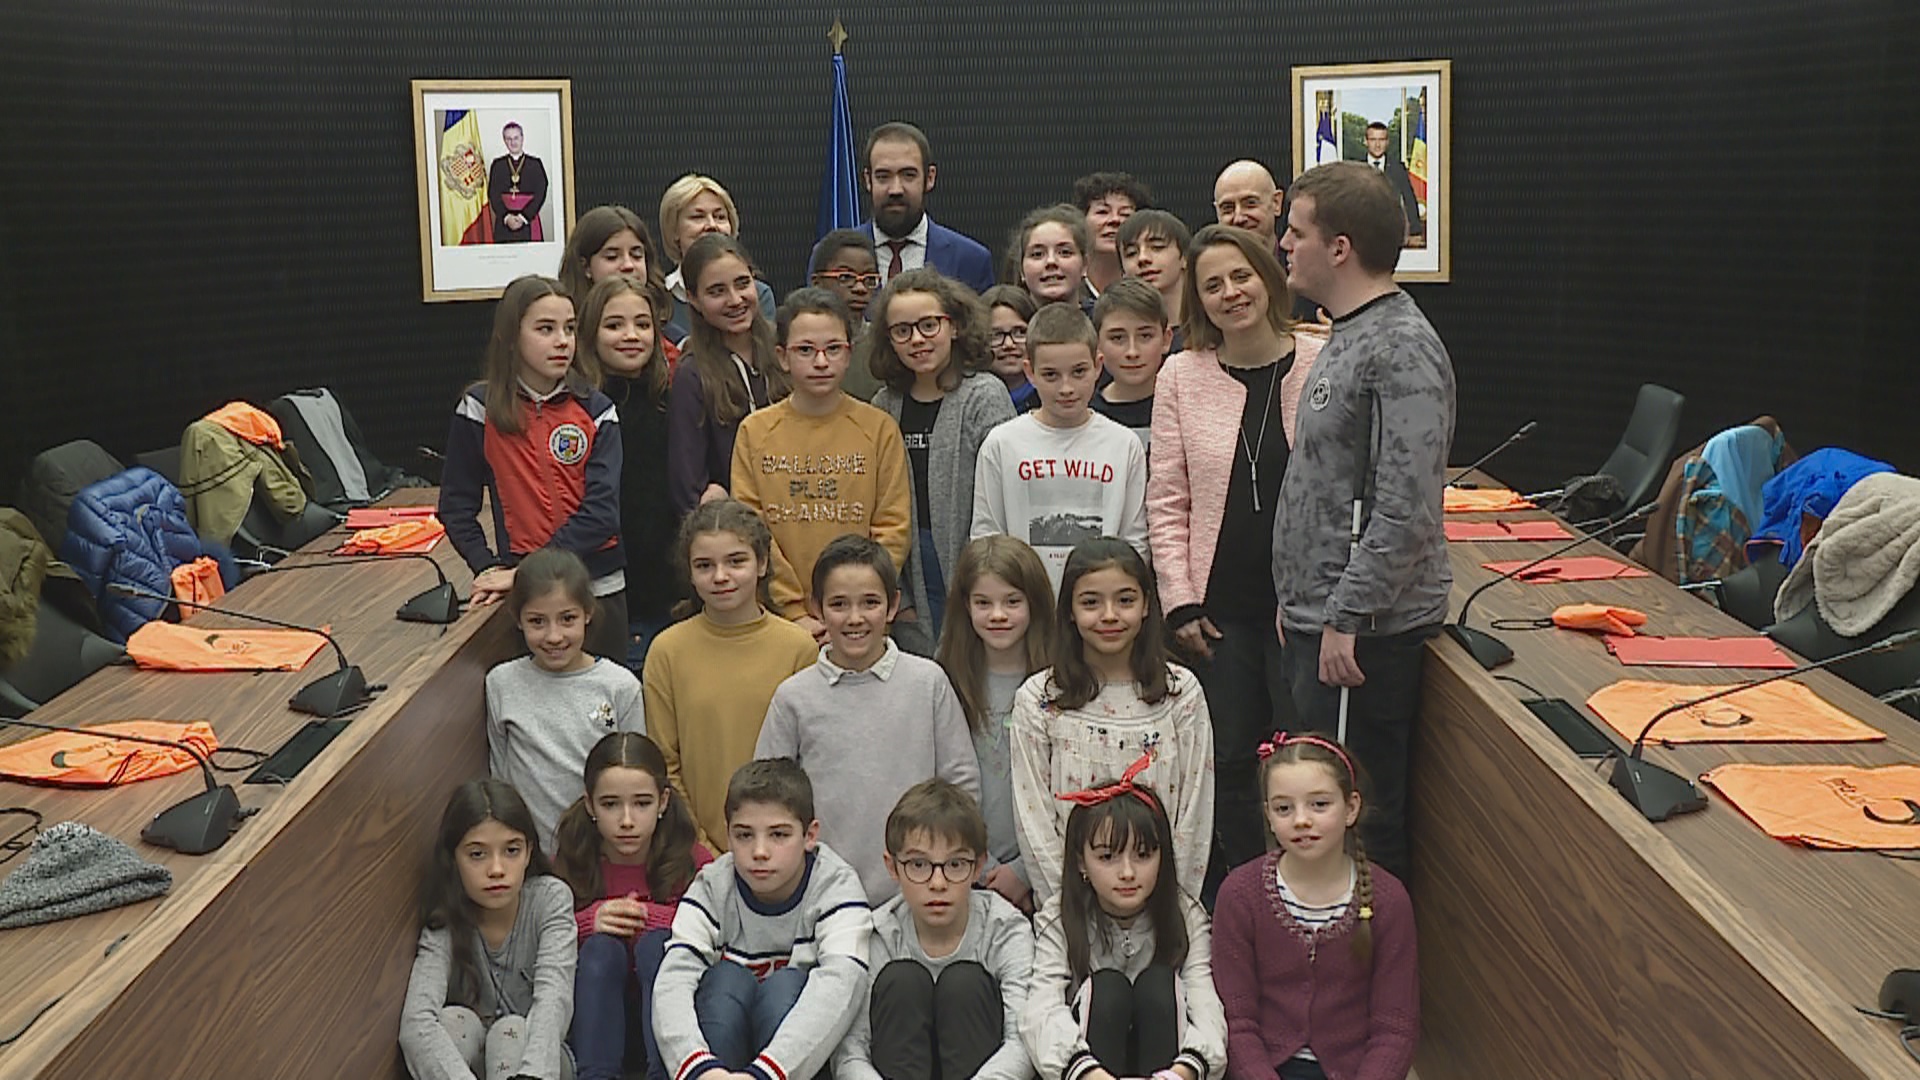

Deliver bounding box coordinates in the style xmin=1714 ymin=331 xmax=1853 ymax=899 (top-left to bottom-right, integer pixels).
xmin=870 ymin=959 xmax=1003 ymax=1080
xmin=1084 ymin=966 xmax=1178 ymax=1077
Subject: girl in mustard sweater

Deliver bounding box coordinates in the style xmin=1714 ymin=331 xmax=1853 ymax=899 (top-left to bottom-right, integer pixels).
xmin=640 ymin=500 xmax=818 ymax=851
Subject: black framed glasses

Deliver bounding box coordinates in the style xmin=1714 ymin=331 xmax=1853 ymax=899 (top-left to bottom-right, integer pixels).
xmin=813 ymin=270 xmax=881 ymax=290
xmin=886 ymin=313 xmax=952 ymax=344
xmin=989 ymin=327 xmax=1029 ymax=347
xmin=896 ymin=854 xmax=977 ymax=884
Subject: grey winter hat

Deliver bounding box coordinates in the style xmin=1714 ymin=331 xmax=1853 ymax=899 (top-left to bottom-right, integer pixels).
xmin=0 ymin=821 xmax=172 ymax=929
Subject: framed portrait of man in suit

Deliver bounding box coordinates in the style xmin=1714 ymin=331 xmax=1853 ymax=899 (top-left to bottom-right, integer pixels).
xmin=1290 ymin=60 xmax=1451 ymax=283
xmin=411 ymin=79 xmax=577 ymax=301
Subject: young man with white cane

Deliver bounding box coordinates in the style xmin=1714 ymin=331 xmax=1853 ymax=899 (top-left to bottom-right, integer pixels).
xmin=1270 ymin=161 xmax=1455 ymax=882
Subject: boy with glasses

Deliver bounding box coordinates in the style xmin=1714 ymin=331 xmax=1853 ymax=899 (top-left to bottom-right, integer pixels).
xmin=810 ymin=230 xmax=884 ymax=400
xmin=834 ymin=780 xmax=1036 ymax=1080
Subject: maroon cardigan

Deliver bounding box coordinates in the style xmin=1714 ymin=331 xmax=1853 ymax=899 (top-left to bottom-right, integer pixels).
xmin=1211 ymin=854 xmax=1418 ymax=1080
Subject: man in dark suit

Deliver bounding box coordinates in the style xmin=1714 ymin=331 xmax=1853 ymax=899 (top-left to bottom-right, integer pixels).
xmin=1362 ymin=123 xmax=1424 ymax=243
xmin=487 ymin=122 xmax=547 ymax=243
xmin=862 ymin=122 xmax=995 ymax=294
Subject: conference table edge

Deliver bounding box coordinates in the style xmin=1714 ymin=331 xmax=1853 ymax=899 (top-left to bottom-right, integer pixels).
xmin=2 ymin=593 xmax=508 ymax=1075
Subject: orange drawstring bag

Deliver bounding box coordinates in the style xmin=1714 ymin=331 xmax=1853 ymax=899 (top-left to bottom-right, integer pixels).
xmin=1704 ymin=762 xmax=1920 ymax=849
xmin=1443 ymin=488 xmax=1536 ymax=513
xmin=1553 ymin=603 xmax=1649 ymax=636
xmin=169 ymin=555 xmax=226 ymax=608
xmin=126 ymin=620 xmax=329 ymax=672
xmin=202 ymin=402 xmax=284 ymax=449
xmin=0 ymin=719 xmax=219 ymax=787
xmin=1586 ymin=679 xmax=1884 ymax=746
xmin=336 ymin=517 xmax=445 ymax=555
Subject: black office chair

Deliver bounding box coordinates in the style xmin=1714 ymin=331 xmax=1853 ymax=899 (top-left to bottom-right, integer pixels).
xmin=0 ymin=596 xmax=127 ymax=716
xmin=1596 ymin=384 xmax=1685 ymax=513
xmin=1717 ymin=549 xmax=1790 ymax=631
xmin=1767 ymin=585 xmax=1920 ymax=712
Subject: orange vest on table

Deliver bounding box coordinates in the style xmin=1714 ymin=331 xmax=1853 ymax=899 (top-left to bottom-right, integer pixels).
xmin=0 ymin=719 xmax=218 ymax=787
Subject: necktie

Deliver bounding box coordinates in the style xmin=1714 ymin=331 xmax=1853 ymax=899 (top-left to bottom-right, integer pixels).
xmin=887 ymin=239 xmax=908 ymax=279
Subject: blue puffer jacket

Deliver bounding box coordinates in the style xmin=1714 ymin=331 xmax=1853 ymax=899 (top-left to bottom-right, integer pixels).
xmin=58 ymin=468 xmax=203 ymax=642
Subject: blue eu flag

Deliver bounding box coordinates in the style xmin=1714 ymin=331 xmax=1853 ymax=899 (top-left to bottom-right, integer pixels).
xmin=817 ymin=50 xmax=861 ymax=240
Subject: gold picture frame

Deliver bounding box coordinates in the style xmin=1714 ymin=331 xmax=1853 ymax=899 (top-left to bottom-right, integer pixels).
xmin=411 ymin=78 xmax=577 ymax=302
xmin=1291 ymin=60 xmax=1452 ymax=283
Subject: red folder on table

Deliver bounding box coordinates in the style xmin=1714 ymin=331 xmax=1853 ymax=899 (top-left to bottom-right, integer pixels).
xmin=1445 ymin=520 xmax=1573 ymax=542
xmin=344 ymin=506 xmax=438 ymax=530
xmin=1606 ymin=635 xmax=1795 ymax=669
xmin=1479 ymin=556 xmax=1650 ymax=583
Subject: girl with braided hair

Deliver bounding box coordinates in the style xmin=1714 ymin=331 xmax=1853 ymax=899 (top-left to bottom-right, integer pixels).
xmin=1210 ymin=734 xmax=1419 ymax=1080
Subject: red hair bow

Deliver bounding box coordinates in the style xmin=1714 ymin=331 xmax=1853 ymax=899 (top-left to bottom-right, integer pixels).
xmin=1054 ymin=750 xmax=1157 ymax=811
xmin=1256 ymin=731 xmax=1356 ymax=783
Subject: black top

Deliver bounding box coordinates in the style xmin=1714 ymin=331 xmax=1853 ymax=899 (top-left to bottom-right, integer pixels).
xmin=1091 ymin=392 xmax=1154 ymax=452
xmin=606 ymin=373 xmax=681 ymax=620
xmin=1204 ymin=355 xmax=1291 ymax=623
xmin=899 ymin=394 xmax=943 ymax=529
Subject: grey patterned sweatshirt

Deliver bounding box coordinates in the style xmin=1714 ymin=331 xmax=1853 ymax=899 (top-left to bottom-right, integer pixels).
xmin=1271 ymin=291 xmax=1455 ymax=636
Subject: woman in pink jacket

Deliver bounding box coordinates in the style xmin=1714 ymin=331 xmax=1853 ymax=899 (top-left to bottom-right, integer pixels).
xmin=1146 ymin=224 xmax=1326 ymax=876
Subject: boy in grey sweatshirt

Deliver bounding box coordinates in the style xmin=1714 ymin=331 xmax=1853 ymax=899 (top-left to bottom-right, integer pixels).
xmin=835 ymin=780 xmax=1035 ymax=1080
xmin=653 ymin=759 xmax=874 ymax=1080
xmin=1270 ymin=161 xmax=1457 ymax=881
xmin=755 ymin=536 xmax=981 ymax=904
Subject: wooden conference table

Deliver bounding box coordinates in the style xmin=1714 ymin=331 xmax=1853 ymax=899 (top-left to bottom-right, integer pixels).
xmin=0 ymin=492 xmax=516 ymax=1079
xmin=1411 ymin=476 xmax=1920 ymax=1078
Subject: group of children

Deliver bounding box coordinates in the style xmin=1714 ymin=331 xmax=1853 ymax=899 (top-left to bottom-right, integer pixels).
xmin=406 ymin=158 xmax=1430 ymax=1080
xmin=404 ymin=719 xmax=1414 ymax=1080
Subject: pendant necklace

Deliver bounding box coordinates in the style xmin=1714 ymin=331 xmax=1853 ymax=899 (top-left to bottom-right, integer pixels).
xmin=1237 ymin=359 xmax=1282 ymax=513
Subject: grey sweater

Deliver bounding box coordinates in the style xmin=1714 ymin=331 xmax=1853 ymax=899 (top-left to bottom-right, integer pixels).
xmin=974 ymin=669 xmax=1029 ymax=885
xmin=399 ymin=874 xmax=577 ymax=1080
xmin=654 ymin=845 xmax=874 ymax=1080
xmin=874 ymin=372 xmax=1017 ymax=655
xmin=756 ymin=641 xmax=982 ymax=903
xmin=834 ymin=890 xmax=1037 ymax=1080
xmin=1272 ymin=290 xmax=1455 ymax=636
xmin=486 ymin=656 xmax=646 ymax=852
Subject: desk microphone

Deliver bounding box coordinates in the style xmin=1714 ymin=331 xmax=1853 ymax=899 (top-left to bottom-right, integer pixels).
xmin=0 ymin=716 xmax=249 ymax=854
xmin=1444 ymin=500 xmax=1659 ymax=670
xmin=1445 ymin=420 xmax=1538 ymax=488
xmin=245 ymin=553 xmax=463 ymax=624
xmin=106 ymin=583 xmax=376 ymax=717
xmin=1613 ymin=628 xmax=1920 ymax=821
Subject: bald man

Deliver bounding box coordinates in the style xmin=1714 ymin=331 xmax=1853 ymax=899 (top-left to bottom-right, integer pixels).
xmin=1214 ymin=159 xmax=1320 ymax=320
xmin=1212 ymin=160 xmax=1285 ymax=246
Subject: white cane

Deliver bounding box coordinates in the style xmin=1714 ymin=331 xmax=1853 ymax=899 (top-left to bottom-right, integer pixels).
xmin=1338 ymin=496 xmax=1364 ymax=743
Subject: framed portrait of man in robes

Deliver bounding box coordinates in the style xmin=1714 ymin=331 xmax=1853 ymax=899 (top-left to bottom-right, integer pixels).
xmin=411 ymin=79 xmax=576 ymax=301
xmin=1290 ymin=60 xmax=1451 ymax=283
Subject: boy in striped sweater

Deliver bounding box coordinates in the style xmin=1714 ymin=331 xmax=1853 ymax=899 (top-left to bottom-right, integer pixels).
xmin=653 ymin=758 xmax=874 ymax=1080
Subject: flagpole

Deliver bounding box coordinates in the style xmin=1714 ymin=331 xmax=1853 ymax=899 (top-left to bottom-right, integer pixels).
xmin=829 ymin=13 xmax=847 ymax=54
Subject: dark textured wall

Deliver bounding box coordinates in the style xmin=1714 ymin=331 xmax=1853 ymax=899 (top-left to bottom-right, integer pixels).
xmin=3 ymin=1 xmax=1916 ymax=499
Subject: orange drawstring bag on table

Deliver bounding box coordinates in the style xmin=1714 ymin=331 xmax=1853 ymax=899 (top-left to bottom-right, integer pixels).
xmin=1586 ymin=679 xmax=1884 ymax=746
xmin=0 ymin=719 xmax=219 ymax=787
xmin=126 ymin=620 xmax=329 ymax=672
xmin=1703 ymin=762 xmax=1920 ymax=849
xmin=335 ymin=518 xmax=444 ymax=555
xmin=1444 ymin=488 xmax=1536 ymax=513
xmin=1553 ymin=603 xmax=1649 ymax=636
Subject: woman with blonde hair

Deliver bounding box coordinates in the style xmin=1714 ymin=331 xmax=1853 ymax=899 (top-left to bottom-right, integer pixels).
xmin=657 ymin=174 xmax=775 ymax=343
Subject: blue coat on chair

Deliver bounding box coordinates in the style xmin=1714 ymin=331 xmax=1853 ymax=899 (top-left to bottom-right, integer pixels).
xmin=58 ymin=467 xmax=203 ymax=643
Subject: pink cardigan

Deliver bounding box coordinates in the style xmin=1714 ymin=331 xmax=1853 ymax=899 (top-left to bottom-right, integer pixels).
xmin=1146 ymin=331 xmax=1326 ymax=615
xmin=1212 ymin=854 xmax=1418 ymax=1080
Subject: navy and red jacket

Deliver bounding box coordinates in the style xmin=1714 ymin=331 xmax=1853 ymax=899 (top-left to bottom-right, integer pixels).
xmin=437 ymin=380 xmax=625 ymax=583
